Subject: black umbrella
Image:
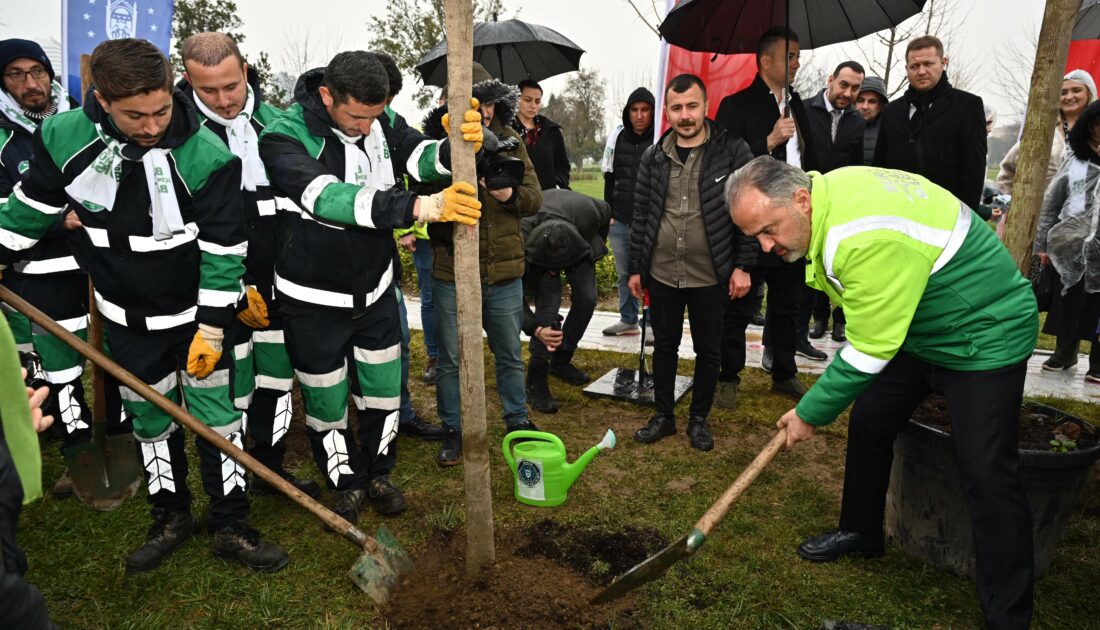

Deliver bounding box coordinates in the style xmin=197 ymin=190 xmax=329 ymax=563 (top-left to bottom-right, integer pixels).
xmin=658 ymin=0 xmax=928 ymax=54
xmin=416 ymin=19 xmax=585 ymax=88
xmin=1073 ymin=0 xmax=1100 ymax=41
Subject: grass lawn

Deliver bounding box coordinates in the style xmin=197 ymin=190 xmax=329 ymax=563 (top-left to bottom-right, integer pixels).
xmin=19 ymin=332 xmax=1100 ymax=629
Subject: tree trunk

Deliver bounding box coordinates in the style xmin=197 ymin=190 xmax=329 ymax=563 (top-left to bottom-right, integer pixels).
xmin=1003 ymin=0 xmax=1083 ymax=273
xmin=442 ymin=0 xmax=496 ymax=576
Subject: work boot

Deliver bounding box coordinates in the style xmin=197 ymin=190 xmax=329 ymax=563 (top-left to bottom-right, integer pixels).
xmin=830 ymin=321 xmax=847 ymax=342
xmin=125 ymin=508 xmax=195 ymax=574
xmin=809 ymin=320 xmax=827 ymax=339
xmin=772 ymin=377 xmax=808 ymax=401
xmin=437 ymin=429 xmax=462 ymax=467
xmin=550 ymin=351 xmax=591 ymax=385
xmin=687 ymin=416 xmax=714 ymax=452
xmin=602 ymin=321 xmax=640 ymax=336
xmin=633 ymin=413 xmax=676 ymax=444
xmin=526 ymin=360 xmax=560 ymax=414
xmin=422 ymin=357 xmax=438 ymax=385
xmin=212 ymin=523 xmax=290 ymax=572
xmin=761 ymin=347 xmax=774 ymax=373
xmin=332 ymin=488 xmax=367 ymax=524
xmin=796 ymin=340 xmax=828 ymax=361
xmin=52 ymin=468 xmax=74 ymax=499
xmin=1043 ymin=337 xmax=1079 ymax=371
xmin=398 ymin=412 xmax=446 ymax=440
xmin=797 ymin=530 xmax=884 ymax=562
xmin=714 ymin=381 xmax=739 ymax=410
xmin=368 ymin=475 xmax=406 ymax=516
xmin=250 ymin=468 xmax=322 ymax=499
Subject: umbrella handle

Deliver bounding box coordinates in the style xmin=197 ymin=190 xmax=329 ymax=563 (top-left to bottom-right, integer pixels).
xmin=693 ymin=428 xmax=787 ymax=537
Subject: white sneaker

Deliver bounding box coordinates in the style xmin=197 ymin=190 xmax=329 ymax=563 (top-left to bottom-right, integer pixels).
xmin=603 ymin=321 xmax=641 ymax=336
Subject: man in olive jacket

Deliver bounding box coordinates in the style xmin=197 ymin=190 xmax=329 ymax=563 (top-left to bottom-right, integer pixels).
xmin=426 ymin=63 xmax=543 ymax=466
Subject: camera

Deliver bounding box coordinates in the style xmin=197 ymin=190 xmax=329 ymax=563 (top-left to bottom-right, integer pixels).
xmin=478 ymin=127 xmax=525 ymax=191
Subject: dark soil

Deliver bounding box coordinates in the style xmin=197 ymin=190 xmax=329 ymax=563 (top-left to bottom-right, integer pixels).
xmin=384 ymin=527 xmax=641 ymax=630
xmin=911 ymin=396 xmax=1100 ymax=451
xmin=516 ymin=518 xmax=669 ymax=584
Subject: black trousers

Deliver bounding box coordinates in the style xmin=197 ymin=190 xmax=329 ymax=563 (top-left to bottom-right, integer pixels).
xmin=839 ymin=351 xmax=1033 ymax=630
xmin=722 ymin=262 xmax=801 ymax=383
xmin=647 ymin=280 xmax=727 ymax=418
xmin=526 ymin=262 xmax=597 ymax=363
xmin=811 ymin=288 xmax=844 ymax=326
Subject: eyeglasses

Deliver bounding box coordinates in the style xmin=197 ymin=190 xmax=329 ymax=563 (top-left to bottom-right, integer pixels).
xmin=3 ymin=67 xmax=48 ymax=83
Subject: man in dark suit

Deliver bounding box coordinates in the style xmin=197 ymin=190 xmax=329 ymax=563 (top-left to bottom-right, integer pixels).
xmin=712 ymin=26 xmax=815 ymax=412
xmin=800 ymin=61 xmax=866 ymax=343
xmin=873 ymin=35 xmax=987 ymax=209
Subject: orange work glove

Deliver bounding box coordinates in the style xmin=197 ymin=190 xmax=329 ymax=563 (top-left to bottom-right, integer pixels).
xmin=441 ymin=98 xmax=484 ymax=152
xmin=236 ymin=286 xmax=269 ymax=329
xmin=186 ymin=324 xmax=224 ymax=379
xmin=418 ymin=181 xmax=482 ymax=226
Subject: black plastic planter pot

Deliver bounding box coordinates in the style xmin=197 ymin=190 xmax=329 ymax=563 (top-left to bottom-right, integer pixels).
xmin=884 ymin=402 xmax=1100 ymax=578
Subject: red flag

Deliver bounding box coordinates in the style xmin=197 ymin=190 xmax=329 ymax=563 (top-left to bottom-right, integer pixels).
xmin=1066 ymin=40 xmax=1100 ymax=90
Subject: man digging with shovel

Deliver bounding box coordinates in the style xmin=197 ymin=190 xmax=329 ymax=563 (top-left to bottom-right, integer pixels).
xmin=726 ymin=157 xmax=1038 ymax=629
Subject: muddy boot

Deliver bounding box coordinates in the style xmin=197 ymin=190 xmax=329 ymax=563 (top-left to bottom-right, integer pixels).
xmin=332 ymin=488 xmax=367 ymax=524
xmin=52 ymin=468 xmax=74 ymax=499
xmin=125 ymin=508 xmax=195 ymax=574
xmin=368 ymin=475 xmax=407 ymax=516
xmin=213 ymin=523 xmax=290 ymax=573
xmin=526 ymin=359 xmax=560 ymax=414
xmin=437 ymin=428 xmax=462 ymax=467
xmin=1043 ymin=336 xmax=1079 ymax=371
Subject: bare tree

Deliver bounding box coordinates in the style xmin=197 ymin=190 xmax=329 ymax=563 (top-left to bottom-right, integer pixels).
xmin=279 ymin=27 xmax=344 ymax=78
xmin=994 ymin=24 xmax=1041 ymax=119
xmin=624 ymin=0 xmax=663 ymax=37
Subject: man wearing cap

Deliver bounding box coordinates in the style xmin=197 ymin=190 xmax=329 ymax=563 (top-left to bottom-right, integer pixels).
xmin=855 ymin=76 xmax=888 ymax=165
xmin=522 ymin=189 xmax=610 ymax=413
xmin=0 ymin=39 xmax=95 ymax=487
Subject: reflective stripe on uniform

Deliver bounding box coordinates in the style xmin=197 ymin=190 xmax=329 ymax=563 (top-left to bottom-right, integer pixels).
xmin=95 ymin=290 xmax=196 ymax=330
xmin=274 ymin=264 xmax=393 ymax=309
xmin=839 ymin=345 xmax=890 ymax=375
xmin=84 ymin=223 xmax=199 ymax=252
xmin=14 ymin=255 xmax=80 ymax=274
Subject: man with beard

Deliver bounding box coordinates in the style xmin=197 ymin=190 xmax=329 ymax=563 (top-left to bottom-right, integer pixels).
xmin=258 ymin=51 xmax=482 ymax=522
xmin=873 ymin=36 xmax=987 ymax=209
xmin=628 ymin=74 xmax=754 ymax=452
xmin=727 ymin=157 xmax=1037 ymax=629
xmin=855 ymin=76 xmax=888 ymax=165
xmin=0 ymin=38 xmax=289 ymax=573
xmin=0 ymin=39 xmax=98 ymax=496
xmin=179 ymin=33 xmax=321 ymax=499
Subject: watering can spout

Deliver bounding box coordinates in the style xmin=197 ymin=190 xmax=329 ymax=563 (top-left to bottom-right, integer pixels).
xmin=562 ymin=429 xmax=616 ymax=490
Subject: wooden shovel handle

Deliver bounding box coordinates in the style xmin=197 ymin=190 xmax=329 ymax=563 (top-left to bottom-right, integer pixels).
xmin=0 ymin=285 xmax=376 ymax=553
xmin=694 ymin=428 xmax=787 ymax=536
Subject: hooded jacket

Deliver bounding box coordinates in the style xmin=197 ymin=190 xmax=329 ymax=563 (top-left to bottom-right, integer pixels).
xmin=178 ymin=66 xmax=289 ymax=310
xmin=521 ymin=188 xmax=610 ymax=270
xmin=258 ymin=68 xmax=453 ymax=315
xmin=602 ymin=87 xmax=655 ymax=225
xmin=628 ymin=121 xmax=756 ymax=285
xmin=426 ymin=64 xmax=542 ymax=284
xmin=0 ymin=90 xmax=247 ymax=331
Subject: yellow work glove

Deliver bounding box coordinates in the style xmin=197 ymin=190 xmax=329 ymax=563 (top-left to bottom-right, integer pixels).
xmin=418 ymin=182 xmax=482 ymax=225
xmin=236 ymin=286 xmax=269 ymax=329
xmin=441 ymin=98 xmax=483 ymax=152
xmin=186 ymin=324 xmax=224 ymax=379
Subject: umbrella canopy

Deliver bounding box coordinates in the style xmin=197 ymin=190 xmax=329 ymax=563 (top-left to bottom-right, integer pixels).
xmin=1073 ymin=0 xmax=1100 ymax=41
xmin=416 ymin=19 xmax=585 ymax=88
xmin=658 ymin=0 xmax=928 ymax=54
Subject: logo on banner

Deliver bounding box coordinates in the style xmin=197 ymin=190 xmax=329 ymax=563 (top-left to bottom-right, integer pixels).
xmin=108 ymin=1 xmax=137 ymax=39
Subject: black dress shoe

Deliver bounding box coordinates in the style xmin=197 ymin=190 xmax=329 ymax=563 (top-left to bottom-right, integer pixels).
xmin=830 ymin=322 xmax=847 ymax=342
xmin=751 ymin=312 xmax=766 ymax=327
xmin=549 ymin=361 xmax=591 ymax=385
xmin=399 ymin=412 xmax=446 ymax=440
xmin=633 ymin=414 xmax=676 ymax=444
xmin=809 ymin=320 xmax=827 ymax=339
xmin=506 ymin=419 xmax=539 ymax=434
xmin=796 ymin=340 xmax=828 ymax=361
xmin=437 ymin=429 xmax=462 ymax=467
xmin=761 ymin=347 xmax=774 ymax=372
xmin=797 ymin=529 xmax=884 ymax=562
xmin=686 ymin=416 xmax=713 ymax=451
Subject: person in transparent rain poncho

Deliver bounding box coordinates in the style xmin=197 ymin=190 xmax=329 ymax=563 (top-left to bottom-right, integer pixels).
xmin=1034 ymin=99 xmax=1100 ymax=381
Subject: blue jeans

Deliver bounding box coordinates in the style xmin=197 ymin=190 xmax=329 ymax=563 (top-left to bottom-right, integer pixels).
xmin=434 ymin=278 xmax=527 ymax=430
xmin=396 ymin=287 xmax=415 ymax=422
xmin=412 ymin=240 xmax=437 ymax=358
xmin=608 ymin=220 xmax=638 ymax=325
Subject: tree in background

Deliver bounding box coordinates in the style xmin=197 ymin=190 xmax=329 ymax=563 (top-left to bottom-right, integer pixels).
xmin=367 ymin=0 xmax=508 ymax=109
xmin=171 ymin=0 xmax=289 ymax=108
xmin=541 ymin=68 xmax=607 ymax=166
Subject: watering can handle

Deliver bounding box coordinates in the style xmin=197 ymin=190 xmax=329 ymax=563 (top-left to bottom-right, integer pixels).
xmin=501 ymin=431 xmax=564 ymax=473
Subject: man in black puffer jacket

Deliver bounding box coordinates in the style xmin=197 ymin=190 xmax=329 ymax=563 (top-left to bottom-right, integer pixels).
xmin=628 ymin=74 xmax=754 ymax=452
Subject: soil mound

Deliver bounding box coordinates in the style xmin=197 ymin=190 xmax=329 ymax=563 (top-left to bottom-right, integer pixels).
xmin=517 ymin=518 xmax=668 ymax=584
xmin=385 ymin=525 xmax=643 ymax=629
xmin=911 ymin=396 xmax=1099 ymax=451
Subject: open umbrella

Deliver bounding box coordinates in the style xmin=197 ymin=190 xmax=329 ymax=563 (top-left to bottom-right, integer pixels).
xmin=1073 ymin=0 xmax=1100 ymax=41
xmin=658 ymin=0 xmax=928 ymax=54
xmin=416 ymin=19 xmax=585 ymax=87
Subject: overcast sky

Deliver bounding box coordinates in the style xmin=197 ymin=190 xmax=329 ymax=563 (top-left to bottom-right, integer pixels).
xmin=2 ymin=0 xmax=1047 ymax=130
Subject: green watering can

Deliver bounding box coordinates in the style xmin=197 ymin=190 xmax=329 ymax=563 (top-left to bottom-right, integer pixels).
xmin=502 ymin=429 xmax=616 ymax=507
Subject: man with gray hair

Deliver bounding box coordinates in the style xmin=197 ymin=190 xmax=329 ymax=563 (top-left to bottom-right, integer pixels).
xmin=726 ymin=156 xmax=1038 ymax=629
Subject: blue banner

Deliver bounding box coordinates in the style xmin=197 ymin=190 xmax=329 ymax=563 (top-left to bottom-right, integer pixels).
xmin=62 ymin=0 xmax=175 ymax=102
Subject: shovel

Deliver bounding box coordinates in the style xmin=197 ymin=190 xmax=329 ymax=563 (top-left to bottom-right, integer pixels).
xmin=591 ymin=428 xmax=787 ymax=604
xmin=61 ymin=282 xmax=142 ymax=510
xmin=0 ymin=285 xmax=412 ymax=604
xmin=583 ymin=293 xmax=692 ymax=406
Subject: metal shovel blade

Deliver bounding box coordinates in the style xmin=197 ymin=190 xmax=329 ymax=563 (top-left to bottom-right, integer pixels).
xmin=590 ymin=527 xmax=707 ymax=604
xmin=348 ymin=525 xmax=414 ymax=605
xmin=63 ymin=432 xmax=142 ymax=511
xmin=582 ymin=368 xmax=693 ymax=407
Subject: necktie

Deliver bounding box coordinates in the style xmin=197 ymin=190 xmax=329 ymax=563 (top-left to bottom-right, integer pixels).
xmin=830 ymin=110 xmax=842 ymax=143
